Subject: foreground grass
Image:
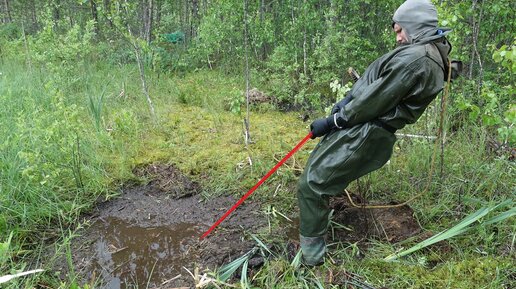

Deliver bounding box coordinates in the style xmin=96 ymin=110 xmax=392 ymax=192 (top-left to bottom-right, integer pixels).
xmin=0 ymin=59 xmax=514 ymax=288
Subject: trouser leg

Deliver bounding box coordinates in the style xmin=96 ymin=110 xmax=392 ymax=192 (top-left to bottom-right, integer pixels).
xmin=298 ymin=168 xmax=332 ymax=237
xmin=297 ymin=124 xmax=396 ymax=265
xmin=297 ymin=153 xmax=343 ymax=266
xmin=298 ymin=168 xmax=332 ymax=266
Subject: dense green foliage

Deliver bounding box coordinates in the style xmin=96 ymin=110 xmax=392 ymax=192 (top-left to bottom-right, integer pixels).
xmin=1 ymin=1 xmax=513 ymax=113
xmin=0 ymin=0 xmax=514 ymax=288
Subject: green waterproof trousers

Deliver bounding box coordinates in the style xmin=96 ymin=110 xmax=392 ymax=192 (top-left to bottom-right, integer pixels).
xmin=298 ymin=121 xmax=396 ymax=264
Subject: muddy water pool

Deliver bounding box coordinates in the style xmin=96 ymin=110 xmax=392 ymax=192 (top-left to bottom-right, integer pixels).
xmin=88 ymin=217 xmax=202 ymax=288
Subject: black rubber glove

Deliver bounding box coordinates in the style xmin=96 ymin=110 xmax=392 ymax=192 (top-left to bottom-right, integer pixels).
xmin=310 ymin=116 xmax=336 ymax=139
xmin=330 ymin=93 xmax=353 ymax=115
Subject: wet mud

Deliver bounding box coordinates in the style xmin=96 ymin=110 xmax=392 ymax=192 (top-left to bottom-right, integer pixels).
xmin=53 ymin=164 xmax=421 ymax=288
xmin=58 ymin=164 xmax=264 ymax=288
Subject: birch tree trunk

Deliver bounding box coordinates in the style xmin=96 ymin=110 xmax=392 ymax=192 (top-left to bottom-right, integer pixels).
xmin=468 ymin=0 xmax=478 ymax=80
xmin=243 ymin=0 xmax=252 ymax=145
xmin=124 ymin=0 xmax=156 ymax=120
xmin=142 ymin=0 xmax=153 ymax=44
xmin=3 ymin=0 xmax=12 ymax=23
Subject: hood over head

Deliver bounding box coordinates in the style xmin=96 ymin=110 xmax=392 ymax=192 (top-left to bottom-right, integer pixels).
xmin=392 ymin=0 xmax=448 ymax=43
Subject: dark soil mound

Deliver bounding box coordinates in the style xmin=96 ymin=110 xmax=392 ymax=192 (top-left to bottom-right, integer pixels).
xmin=132 ymin=163 xmax=201 ymax=198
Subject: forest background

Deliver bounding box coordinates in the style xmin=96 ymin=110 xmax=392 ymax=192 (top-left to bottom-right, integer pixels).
xmin=0 ymin=0 xmax=514 ymax=288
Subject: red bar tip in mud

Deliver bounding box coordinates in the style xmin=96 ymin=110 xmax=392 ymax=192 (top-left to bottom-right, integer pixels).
xmin=200 ymin=132 xmax=313 ymax=240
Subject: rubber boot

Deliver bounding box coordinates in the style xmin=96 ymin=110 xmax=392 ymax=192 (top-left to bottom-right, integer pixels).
xmin=299 ymin=235 xmax=325 ymax=266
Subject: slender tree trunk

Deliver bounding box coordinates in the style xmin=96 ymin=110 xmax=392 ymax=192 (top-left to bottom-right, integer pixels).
xmin=303 ymin=27 xmax=307 ymax=76
xmin=243 ymin=0 xmax=251 ymax=145
xmin=302 ymin=0 xmax=307 ymax=76
xmin=123 ymin=0 xmax=156 ymax=120
xmin=191 ymin=0 xmax=198 ymax=39
xmin=91 ymin=0 xmax=100 ymax=38
xmin=141 ymin=1 xmax=147 ymax=38
xmin=103 ymin=0 xmax=113 ymax=28
xmin=68 ymin=3 xmax=74 ymax=29
xmin=30 ymin=0 xmax=38 ymax=30
xmin=52 ymin=0 xmax=61 ymax=29
xmin=155 ymin=0 xmax=161 ymax=29
xmin=134 ymin=43 xmax=156 ymax=120
xmin=3 ymin=0 xmax=12 ymax=23
xmin=22 ymin=23 xmax=33 ymax=73
xmin=467 ymin=0 xmax=485 ymax=97
xmin=145 ymin=0 xmax=153 ymax=44
xmin=468 ymin=0 xmax=478 ymax=80
xmin=184 ymin=0 xmax=189 ymax=44
xmin=473 ymin=1 xmax=484 ymax=94
xmin=260 ymin=0 xmax=265 ymax=60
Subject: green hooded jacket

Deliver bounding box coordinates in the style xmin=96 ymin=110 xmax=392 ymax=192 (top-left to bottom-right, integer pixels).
xmin=298 ymin=0 xmax=454 ymax=266
xmin=334 ymin=0 xmax=451 ymax=130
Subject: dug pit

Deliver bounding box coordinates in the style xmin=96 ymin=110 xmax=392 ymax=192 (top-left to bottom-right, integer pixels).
xmin=59 ymin=164 xmax=264 ymax=288
xmin=53 ymin=164 xmax=422 ymax=288
xmin=330 ymin=200 xmax=421 ymax=243
xmin=285 ymin=194 xmax=421 ymax=245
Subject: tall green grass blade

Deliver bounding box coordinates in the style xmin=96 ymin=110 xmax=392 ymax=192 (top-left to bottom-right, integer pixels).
xmin=385 ymin=200 xmax=513 ymax=261
xmin=88 ymin=89 xmax=105 ymax=132
xmin=240 ymin=258 xmax=250 ymax=289
xmin=482 ymin=207 xmax=516 ymax=226
xmin=218 ymin=248 xmax=256 ymax=282
xmin=65 ymin=229 xmax=78 ymax=285
xmin=291 ymin=249 xmax=303 ymax=269
xmin=308 ymin=276 xmax=325 ymax=289
xmin=146 ymin=259 xmax=159 ymax=289
xmin=447 ymin=199 xmax=514 ymax=236
xmin=250 ymin=233 xmax=274 ymax=257
xmin=0 ymin=231 xmax=13 ymax=266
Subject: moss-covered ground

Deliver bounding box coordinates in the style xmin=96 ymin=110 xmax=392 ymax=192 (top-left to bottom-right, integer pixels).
xmin=0 ymin=61 xmax=514 ymax=288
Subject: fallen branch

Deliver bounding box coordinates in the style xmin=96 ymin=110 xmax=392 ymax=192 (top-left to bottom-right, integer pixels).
xmin=395 ymin=133 xmax=437 ymax=140
xmin=161 ymin=274 xmax=182 ymax=285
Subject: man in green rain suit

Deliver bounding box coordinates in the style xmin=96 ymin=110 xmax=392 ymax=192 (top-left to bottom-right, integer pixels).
xmin=298 ymin=0 xmax=453 ymax=266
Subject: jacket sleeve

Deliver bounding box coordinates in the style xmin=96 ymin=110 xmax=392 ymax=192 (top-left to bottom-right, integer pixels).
xmin=337 ymin=56 xmax=424 ymax=127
